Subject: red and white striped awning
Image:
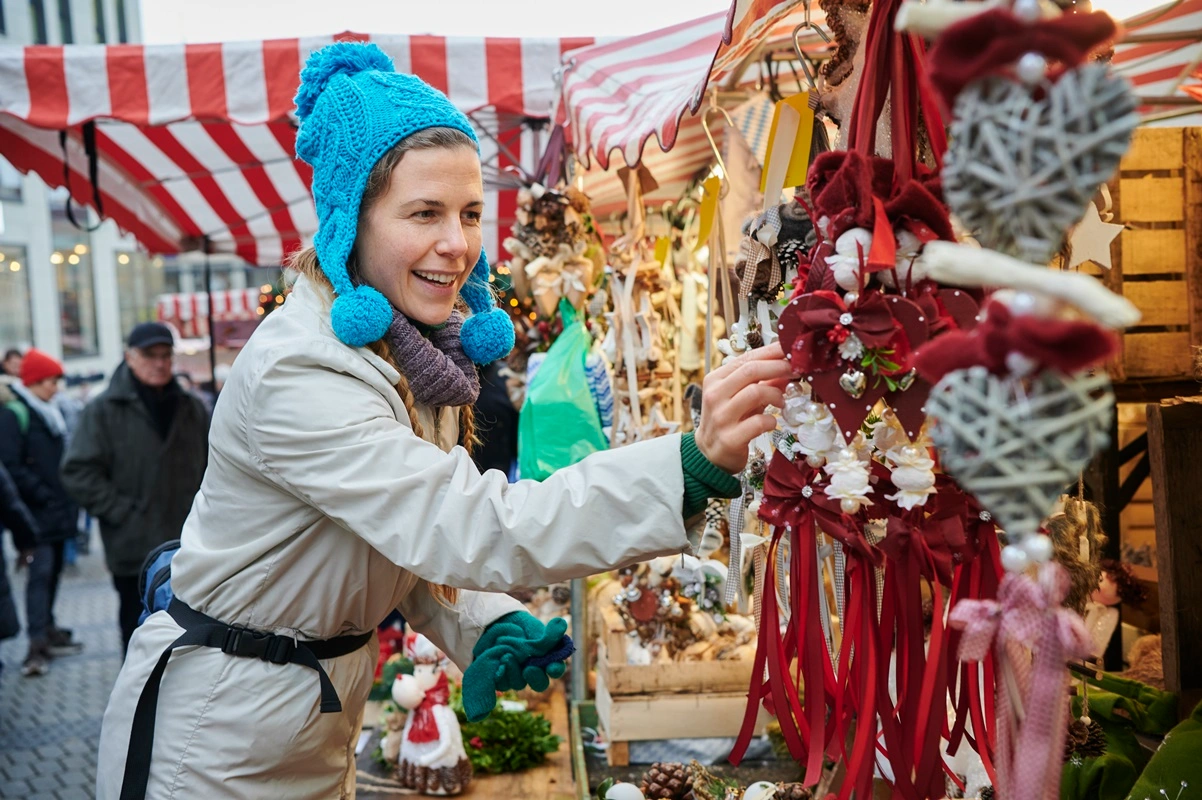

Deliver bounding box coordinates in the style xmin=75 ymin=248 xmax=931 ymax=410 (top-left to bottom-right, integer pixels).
xmin=559 ymin=0 xmax=823 ymax=170
xmin=563 ymin=0 xmax=1202 ymax=211
xmin=561 ymin=0 xmax=831 ymax=221
xmin=0 ymin=32 xmax=594 ymax=266
xmin=1113 ymin=0 xmax=1202 ymax=114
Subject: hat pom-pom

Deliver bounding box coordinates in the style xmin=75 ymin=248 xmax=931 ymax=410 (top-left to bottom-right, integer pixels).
xmin=295 ymin=42 xmax=395 ymax=122
xmin=330 ymin=285 xmax=393 ymax=348
xmin=461 ymin=308 xmax=515 ymax=365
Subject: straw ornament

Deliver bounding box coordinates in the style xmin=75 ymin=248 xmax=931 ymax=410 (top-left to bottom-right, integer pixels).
xmin=926 ymin=367 xmax=1114 ymax=538
xmin=942 ymin=62 xmax=1139 ymax=264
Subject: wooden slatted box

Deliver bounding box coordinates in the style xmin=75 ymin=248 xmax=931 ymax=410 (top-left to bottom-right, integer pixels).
xmin=1086 ymin=127 xmax=1202 ymax=382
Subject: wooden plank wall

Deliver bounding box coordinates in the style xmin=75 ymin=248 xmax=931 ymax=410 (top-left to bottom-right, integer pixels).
xmin=1088 ymin=127 xmax=1202 ymax=381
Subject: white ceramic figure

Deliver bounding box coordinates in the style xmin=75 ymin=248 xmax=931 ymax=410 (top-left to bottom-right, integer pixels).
xmin=393 ymin=636 xmax=472 ymax=795
xmin=885 ymin=443 xmax=938 ymax=510
xmin=879 ymin=228 xmax=929 ymax=289
xmin=826 ymin=228 xmax=875 ymax=292
xmin=823 ymin=446 xmax=874 ymax=514
xmin=793 ymin=400 xmax=840 ymax=467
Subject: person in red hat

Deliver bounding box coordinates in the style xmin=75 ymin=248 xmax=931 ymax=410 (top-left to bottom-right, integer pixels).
xmin=0 ymin=348 xmax=84 ymax=676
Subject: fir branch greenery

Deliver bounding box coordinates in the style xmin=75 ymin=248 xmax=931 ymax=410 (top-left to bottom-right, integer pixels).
xmin=449 ymin=682 xmax=562 ymax=774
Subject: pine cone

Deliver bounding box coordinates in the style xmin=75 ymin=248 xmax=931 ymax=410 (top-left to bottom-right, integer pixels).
xmin=775 ymin=782 xmax=814 ymax=799
xmin=1078 ymin=719 xmax=1107 ymax=759
xmin=775 ymin=239 xmax=808 ymax=279
xmin=1064 ymin=717 xmax=1091 ymax=760
xmin=979 ymin=788 xmax=995 ymax=800
xmin=640 ymin=762 xmax=694 ymax=799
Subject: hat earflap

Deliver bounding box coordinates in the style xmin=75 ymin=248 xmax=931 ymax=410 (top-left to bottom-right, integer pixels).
xmin=459 ymin=249 xmax=515 ymax=365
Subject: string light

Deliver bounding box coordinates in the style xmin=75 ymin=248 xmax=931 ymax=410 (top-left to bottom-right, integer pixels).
xmin=10 ymin=262 xmax=21 ymax=272
xmin=50 ymin=252 xmax=64 ymax=264
xmin=73 ymin=243 xmax=88 ymax=255
xmin=117 ymin=254 xmax=130 ymax=265
xmin=68 ymin=254 xmax=80 ymax=265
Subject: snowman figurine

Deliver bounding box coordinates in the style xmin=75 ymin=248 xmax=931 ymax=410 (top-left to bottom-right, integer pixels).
xmin=392 ymin=635 xmax=472 ymax=795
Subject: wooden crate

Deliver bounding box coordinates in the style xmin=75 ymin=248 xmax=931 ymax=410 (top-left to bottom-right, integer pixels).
xmin=596 ymin=604 xmax=755 ymax=696
xmin=1087 ymin=127 xmax=1202 ymax=382
xmin=594 ymin=604 xmax=766 ymax=766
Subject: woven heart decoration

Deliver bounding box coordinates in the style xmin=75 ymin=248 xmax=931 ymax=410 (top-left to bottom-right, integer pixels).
xmin=943 ymin=63 xmax=1139 ymax=264
xmin=926 ymin=367 xmax=1114 ymax=537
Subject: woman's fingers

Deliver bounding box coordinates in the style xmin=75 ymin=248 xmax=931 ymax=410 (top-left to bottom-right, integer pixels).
xmin=706 ymin=358 xmax=796 ymax=405
xmin=706 ymin=342 xmax=786 ymax=382
xmin=731 ymin=413 xmax=780 ymax=444
xmin=724 ymin=383 xmax=787 ymax=424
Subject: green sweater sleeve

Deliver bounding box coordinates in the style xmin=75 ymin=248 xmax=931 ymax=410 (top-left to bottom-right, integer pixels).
xmin=680 ymin=431 xmax=742 ymax=518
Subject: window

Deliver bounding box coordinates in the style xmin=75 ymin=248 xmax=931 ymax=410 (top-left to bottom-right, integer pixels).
xmin=116 ymin=250 xmax=167 ymax=339
xmin=115 ymin=0 xmax=127 ymax=43
xmin=0 ymin=246 xmax=33 ymax=352
xmin=92 ymin=0 xmax=105 ymax=42
xmin=56 ymin=0 xmax=72 ymax=43
xmin=30 ymin=0 xmax=47 ymax=44
xmin=52 ymin=209 xmax=98 ymax=358
xmin=0 ymin=156 xmax=22 ymax=202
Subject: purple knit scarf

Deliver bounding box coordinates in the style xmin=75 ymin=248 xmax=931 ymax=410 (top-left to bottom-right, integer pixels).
xmin=384 ymin=309 xmax=480 ymax=408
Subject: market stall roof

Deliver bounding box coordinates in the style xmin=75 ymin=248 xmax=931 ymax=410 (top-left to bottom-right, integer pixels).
xmin=1113 ymin=0 xmax=1202 ymax=122
xmin=565 ymin=0 xmax=1202 ymax=220
xmin=0 ymin=31 xmax=594 ymax=265
xmin=559 ymin=0 xmax=825 ymax=171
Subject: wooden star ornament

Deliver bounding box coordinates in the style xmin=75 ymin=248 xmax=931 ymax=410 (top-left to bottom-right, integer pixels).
xmin=1067 ymin=202 xmax=1125 ymax=270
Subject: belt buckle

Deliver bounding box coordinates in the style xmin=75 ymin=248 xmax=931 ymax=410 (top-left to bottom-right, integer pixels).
xmin=222 ymin=625 xmax=271 ymax=660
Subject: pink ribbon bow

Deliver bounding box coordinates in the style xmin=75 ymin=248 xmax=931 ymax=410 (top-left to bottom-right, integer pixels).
xmin=949 ymin=562 xmax=1092 ymax=800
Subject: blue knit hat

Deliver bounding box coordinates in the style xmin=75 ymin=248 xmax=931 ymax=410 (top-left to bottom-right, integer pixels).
xmin=294 ymin=42 xmax=514 ymax=364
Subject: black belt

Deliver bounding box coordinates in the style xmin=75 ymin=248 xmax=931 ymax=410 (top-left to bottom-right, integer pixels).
xmin=119 ymin=598 xmax=373 ymax=800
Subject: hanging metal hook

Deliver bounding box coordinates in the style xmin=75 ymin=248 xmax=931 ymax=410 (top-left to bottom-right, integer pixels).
xmin=792 ymin=23 xmax=830 ymax=94
xmin=700 ymin=98 xmax=734 ymax=199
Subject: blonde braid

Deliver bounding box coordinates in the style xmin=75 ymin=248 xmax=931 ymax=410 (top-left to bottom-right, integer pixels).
xmin=365 ymin=339 xmax=459 ymax=606
xmin=366 ymin=340 xmax=426 ymax=440
xmin=458 ymin=404 xmax=479 ymax=454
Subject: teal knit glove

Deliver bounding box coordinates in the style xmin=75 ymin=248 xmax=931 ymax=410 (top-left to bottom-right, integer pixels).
xmin=461 ymin=611 xmax=572 ymax=722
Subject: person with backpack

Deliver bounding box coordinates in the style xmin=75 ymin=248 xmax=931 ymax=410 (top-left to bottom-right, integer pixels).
xmin=0 ymin=348 xmax=85 ymax=676
xmin=60 ymin=322 xmax=209 ymax=653
xmin=93 ymin=44 xmax=790 ymax=800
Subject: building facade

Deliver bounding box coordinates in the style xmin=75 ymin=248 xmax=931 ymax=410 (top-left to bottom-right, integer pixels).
xmin=0 ymin=0 xmax=280 ymax=382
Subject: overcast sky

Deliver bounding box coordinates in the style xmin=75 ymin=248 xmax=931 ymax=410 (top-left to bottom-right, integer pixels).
xmin=141 ymin=0 xmax=733 ymax=43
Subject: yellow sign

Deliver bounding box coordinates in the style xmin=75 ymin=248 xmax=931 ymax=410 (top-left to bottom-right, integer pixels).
xmin=695 ymin=176 xmax=721 ymax=252
xmin=654 ymin=236 xmax=672 ymax=268
xmin=759 ymin=92 xmax=815 ymax=200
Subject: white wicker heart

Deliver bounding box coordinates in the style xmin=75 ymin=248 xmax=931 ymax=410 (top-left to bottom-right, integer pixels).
xmin=926 ymin=366 xmax=1114 ymax=537
xmin=942 ymin=63 xmax=1139 ymax=264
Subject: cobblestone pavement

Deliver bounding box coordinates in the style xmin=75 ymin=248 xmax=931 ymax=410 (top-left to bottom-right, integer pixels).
xmin=1 ymin=532 xmax=123 ymax=800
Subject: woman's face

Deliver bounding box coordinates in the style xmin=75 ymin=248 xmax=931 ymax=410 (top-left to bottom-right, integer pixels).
xmin=357 ymin=145 xmax=484 ymax=326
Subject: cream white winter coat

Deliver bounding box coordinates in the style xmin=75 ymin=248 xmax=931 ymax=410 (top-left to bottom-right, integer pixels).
xmin=96 ymin=275 xmax=691 ymax=799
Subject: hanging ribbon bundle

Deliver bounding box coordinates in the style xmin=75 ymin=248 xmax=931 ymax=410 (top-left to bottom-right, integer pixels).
xmin=730 ymin=450 xmax=884 ymax=799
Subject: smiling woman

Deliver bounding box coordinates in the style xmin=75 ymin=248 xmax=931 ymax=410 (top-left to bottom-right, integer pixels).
xmin=354 ymin=132 xmax=483 ymax=327
xmin=95 ymin=41 xmax=792 ymax=800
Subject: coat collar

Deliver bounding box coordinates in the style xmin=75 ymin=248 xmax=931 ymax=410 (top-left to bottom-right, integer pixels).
xmin=288 ymin=275 xmax=401 ymax=386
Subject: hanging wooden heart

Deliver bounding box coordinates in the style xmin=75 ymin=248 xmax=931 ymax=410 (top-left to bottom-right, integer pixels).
xmin=942 ymin=63 xmax=1139 ymax=264
xmin=925 ymin=367 xmax=1114 ymax=537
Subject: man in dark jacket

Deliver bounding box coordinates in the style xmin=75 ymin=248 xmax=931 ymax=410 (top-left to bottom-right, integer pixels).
xmin=0 ymin=459 xmax=38 ymax=681
xmin=61 ymin=323 xmax=209 ymax=652
xmin=0 ymin=349 xmax=83 ymax=676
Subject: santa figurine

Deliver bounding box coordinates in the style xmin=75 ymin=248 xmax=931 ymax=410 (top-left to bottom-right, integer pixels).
xmin=392 ymin=635 xmax=472 ymax=795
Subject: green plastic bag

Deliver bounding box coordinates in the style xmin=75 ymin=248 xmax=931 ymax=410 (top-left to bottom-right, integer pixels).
xmin=518 ymin=300 xmax=608 ymax=480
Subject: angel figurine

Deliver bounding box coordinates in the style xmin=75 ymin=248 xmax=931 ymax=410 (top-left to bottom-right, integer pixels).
xmin=392 ymin=635 xmax=472 ymax=795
